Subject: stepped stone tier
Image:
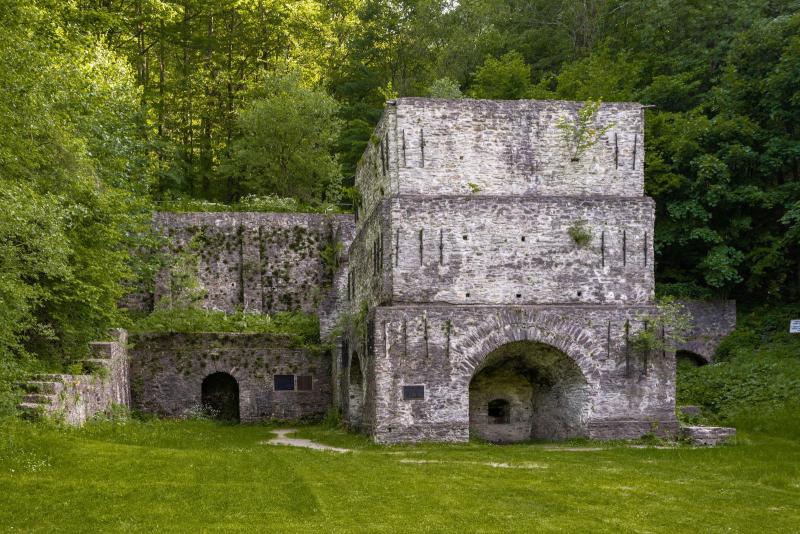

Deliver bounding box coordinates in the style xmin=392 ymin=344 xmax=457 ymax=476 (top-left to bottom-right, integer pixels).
xmin=17 ymin=329 xmax=130 ymax=425
xmin=335 ymin=98 xmax=677 ymax=443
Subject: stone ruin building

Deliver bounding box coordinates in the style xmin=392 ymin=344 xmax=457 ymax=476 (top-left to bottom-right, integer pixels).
xmin=18 ymin=98 xmax=736 ymax=444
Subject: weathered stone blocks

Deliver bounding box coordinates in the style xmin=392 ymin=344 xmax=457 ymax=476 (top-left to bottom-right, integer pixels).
xmin=18 ymin=329 xmax=130 ymax=425
xmin=150 ymin=212 xmax=354 ymax=315
xmin=130 ymin=332 xmax=330 ymax=422
xmin=682 ymin=425 xmax=736 ymax=446
xmin=339 ymin=98 xmax=681 ymax=443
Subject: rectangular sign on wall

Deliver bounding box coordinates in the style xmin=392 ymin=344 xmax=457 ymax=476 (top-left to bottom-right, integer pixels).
xmin=790 ymin=320 xmax=800 ymax=334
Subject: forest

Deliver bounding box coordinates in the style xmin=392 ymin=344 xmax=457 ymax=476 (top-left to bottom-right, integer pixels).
xmin=1 ymin=0 xmax=799 ymax=412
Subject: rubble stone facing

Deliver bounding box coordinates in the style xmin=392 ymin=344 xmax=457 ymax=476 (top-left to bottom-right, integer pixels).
xmin=354 ymin=98 xmax=645 ymax=230
xmin=129 ymin=333 xmax=330 ymax=422
xmin=364 ymin=305 xmax=678 ymax=443
xmin=389 ymin=195 xmax=655 ymax=305
xmin=17 ymin=329 xmax=130 ymax=425
xmin=150 ymin=212 xmax=355 ymax=315
xmin=682 ymin=425 xmax=736 ymax=446
xmin=340 ymin=98 xmax=681 ymax=443
xmin=676 ymin=300 xmax=737 ymax=362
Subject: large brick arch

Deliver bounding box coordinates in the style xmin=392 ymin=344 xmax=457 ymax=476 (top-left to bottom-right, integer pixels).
xmin=452 ymin=309 xmax=603 ymax=388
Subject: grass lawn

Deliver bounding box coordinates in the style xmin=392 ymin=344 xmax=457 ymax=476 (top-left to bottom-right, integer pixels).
xmin=1 ymin=419 xmax=799 ymax=533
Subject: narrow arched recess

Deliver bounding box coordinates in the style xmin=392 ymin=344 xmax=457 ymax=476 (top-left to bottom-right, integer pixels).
xmin=348 ymin=352 xmax=364 ymax=426
xmin=201 ymin=372 xmax=240 ymax=422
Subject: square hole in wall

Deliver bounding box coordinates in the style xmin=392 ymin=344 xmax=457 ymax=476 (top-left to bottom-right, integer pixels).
xmin=403 ymin=385 xmax=425 ymax=400
xmin=462 ymin=235 xmax=468 ymax=240
xmin=521 ymin=236 xmax=526 ymax=242
xmin=297 ymin=375 xmax=313 ymax=391
xmin=274 ymin=374 xmax=295 ymax=391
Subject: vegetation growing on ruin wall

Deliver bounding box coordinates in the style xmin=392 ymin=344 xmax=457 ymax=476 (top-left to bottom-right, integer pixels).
xmin=129 ymin=309 xmax=320 ymax=346
xmin=677 ymin=305 xmax=800 ymax=432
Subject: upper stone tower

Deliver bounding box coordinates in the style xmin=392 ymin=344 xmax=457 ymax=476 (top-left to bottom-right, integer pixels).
xmin=355 ymin=98 xmax=645 ymax=224
xmin=346 ymin=98 xmax=654 ymax=309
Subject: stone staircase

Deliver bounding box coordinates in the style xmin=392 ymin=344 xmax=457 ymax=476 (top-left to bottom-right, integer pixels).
xmin=16 ymin=330 xmax=129 ymax=423
xmin=17 ymin=376 xmax=66 ymax=420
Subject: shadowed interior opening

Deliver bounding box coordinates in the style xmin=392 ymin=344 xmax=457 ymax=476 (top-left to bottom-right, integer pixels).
xmin=676 ymin=350 xmax=708 ymax=367
xmin=201 ymin=372 xmax=240 ymax=422
xmin=469 ymin=340 xmax=589 ymax=443
xmin=348 ymin=352 xmax=364 ymax=425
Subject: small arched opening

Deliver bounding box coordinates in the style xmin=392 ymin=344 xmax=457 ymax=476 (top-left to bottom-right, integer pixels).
xmin=469 ymin=340 xmax=589 ymax=443
xmin=201 ymin=372 xmax=240 ymax=422
xmin=348 ymin=352 xmax=364 ymax=425
xmin=676 ymin=350 xmax=709 ymax=368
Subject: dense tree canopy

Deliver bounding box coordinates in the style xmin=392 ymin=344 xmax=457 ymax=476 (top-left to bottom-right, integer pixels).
xmin=1 ymin=0 xmax=799 ymax=411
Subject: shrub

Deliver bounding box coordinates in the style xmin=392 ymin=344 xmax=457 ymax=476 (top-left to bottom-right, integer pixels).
xmin=567 ymin=221 xmax=592 ymax=247
xmin=130 ymin=308 xmax=320 ymax=345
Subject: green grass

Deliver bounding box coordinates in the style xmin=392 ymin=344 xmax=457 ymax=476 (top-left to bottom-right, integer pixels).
xmin=1 ymin=418 xmax=799 ymax=533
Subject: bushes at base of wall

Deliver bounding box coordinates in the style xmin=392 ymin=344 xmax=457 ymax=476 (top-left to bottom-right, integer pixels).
xmin=129 ymin=309 xmax=320 ymax=345
xmin=677 ymin=305 xmax=800 ymax=436
xmin=155 ymin=195 xmax=347 ymax=215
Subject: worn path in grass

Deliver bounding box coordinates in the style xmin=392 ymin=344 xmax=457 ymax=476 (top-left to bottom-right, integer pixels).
xmin=1 ymin=420 xmax=799 ymax=533
xmin=264 ymin=428 xmax=352 ymax=452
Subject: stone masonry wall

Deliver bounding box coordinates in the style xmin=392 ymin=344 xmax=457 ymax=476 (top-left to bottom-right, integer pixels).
xmin=677 ymin=300 xmax=737 ymax=363
xmin=393 ymin=98 xmax=643 ymax=197
xmin=366 ymin=305 xmax=677 ymax=443
xmin=337 ymin=97 xmax=689 ymax=443
xmin=151 ymin=212 xmax=354 ymax=315
xmin=389 ymin=195 xmax=655 ymax=305
xmin=130 ymin=333 xmax=330 ymax=422
xmin=353 ymin=99 xmax=644 ymax=221
xmin=18 ymin=329 xmax=131 ymax=425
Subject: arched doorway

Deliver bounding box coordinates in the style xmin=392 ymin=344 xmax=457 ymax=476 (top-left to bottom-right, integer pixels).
xmin=469 ymin=341 xmax=589 ymax=443
xmin=348 ymin=352 xmax=364 ymax=426
xmin=676 ymin=350 xmax=708 ymax=367
xmin=201 ymin=372 xmax=240 ymax=422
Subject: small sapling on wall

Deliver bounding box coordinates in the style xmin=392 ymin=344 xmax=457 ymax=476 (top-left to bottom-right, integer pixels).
xmin=557 ymin=99 xmax=614 ymax=161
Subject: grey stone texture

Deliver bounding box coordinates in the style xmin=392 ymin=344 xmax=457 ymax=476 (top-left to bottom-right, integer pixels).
xmin=18 ymin=329 xmax=131 ymax=425
xmin=338 ymin=98 xmax=680 ymax=443
xmin=95 ymin=98 xmax=736 ymax=439
xmin=681 ymin=425 xmax=736 ymax=446
xmin=130 ymin=333 xmax=330 ymax=422
xmin=150 ymin=212 xmax=355 ymax=315
xmin=676 ymin=300 xmax=736 ymax=363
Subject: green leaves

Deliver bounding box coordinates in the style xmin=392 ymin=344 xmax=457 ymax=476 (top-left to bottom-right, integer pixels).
xmin=0 ymin=0 xmax=149 ymax=397
xmin=223 ymin=72 xmax=342 ymax=203
xmin=556 ymin=99 xmax=613 ymax=162
xmin=469 ymin=51 xmax=532 ymax=100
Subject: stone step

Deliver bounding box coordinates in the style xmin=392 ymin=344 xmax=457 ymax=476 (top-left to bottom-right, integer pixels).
xmin=19 ymin=381 xmax=61 ymax=394
xmin=23 ymin=393 xmax=55 ymax=404
xmin=32 ymin=373 xmax=70 ymax=382
xmin=681 ymin=425 xmax=736 ymax=446
xmin=83 ymin=359 xmax=111 ymax=373
xmin=17 ymin=402 xmax=47 ymax=420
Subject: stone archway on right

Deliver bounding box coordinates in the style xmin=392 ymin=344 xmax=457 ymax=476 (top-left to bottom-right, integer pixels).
xmin=469 ymin=340 xmax=589 ymax=443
